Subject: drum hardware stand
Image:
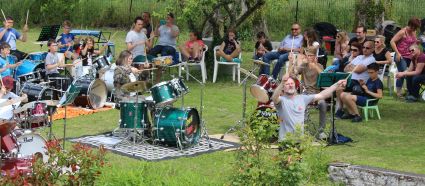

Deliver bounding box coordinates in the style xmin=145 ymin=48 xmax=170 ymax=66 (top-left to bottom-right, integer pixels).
xmin=180 ymin=69 xmax=212 ymax=148
xmin=221 ymin=64 xmax=260 ymax=139
xmin=57 ymin=82 xmax=81 ymax=149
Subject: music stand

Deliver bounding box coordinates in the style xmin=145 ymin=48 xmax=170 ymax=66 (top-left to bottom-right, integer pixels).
xmin=36 ymin=25 xmax=61 ymax=49
xmin=57 ymin=81 xmax=81 ymax=149
xmin=317 ymin=72 xmax=351 ymax=145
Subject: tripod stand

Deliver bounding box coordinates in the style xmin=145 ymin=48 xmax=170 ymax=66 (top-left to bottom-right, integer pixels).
xmin=221 ymin=64 xmax=260 ymax=139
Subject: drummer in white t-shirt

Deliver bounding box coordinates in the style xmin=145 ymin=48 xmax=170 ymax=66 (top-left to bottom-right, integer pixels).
xmin=0 ymin=76 xmax=27 ymax=120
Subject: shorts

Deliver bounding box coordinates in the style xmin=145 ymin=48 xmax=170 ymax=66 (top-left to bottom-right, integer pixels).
xmin=356 ymin=95 xmax=378 ymax=106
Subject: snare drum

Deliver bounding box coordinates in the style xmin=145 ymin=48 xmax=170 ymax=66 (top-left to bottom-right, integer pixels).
xmin=73 ymin=78 xmax=107 ymax=109
xmin=14 ymin=59 xmax=45 ymax=82
xmin=27 ymin=102 xmax=48 ymax=129
xmin=93 ymin=56 xmax=110 ymax=72
xmin=153 ymin=107 xmax=200 ymax=147
xmin=119 ymin=100 xmax=149 ymax=129
xmin=150 ymin=81 xmax=177 ymax=107
xmin=28 ymin=52 xmax=47 ymax=62
xmin=20 ymin=82 xmax=53 ymax=102
xmin=250 ymin=74 xmax=278 ymax=103
xmin=153 ymin=56 xmax=173 ymax=67
xmin=169 ymin=78 xmax=189 ymax=97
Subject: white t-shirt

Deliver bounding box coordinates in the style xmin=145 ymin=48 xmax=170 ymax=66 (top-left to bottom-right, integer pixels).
xmin=350 ymin=55 xmax=376 ymax=81
xmin=125 ymin=30 xmax=147 ymax=57
xmin=157 ymin=25 xmax=179 ymax=48
xmin=0 ymin=92 xmax=20 ymax=119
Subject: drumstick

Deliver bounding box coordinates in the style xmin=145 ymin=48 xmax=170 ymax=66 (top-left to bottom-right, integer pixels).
xmin=1 ymin=9 xmax=7 ymax=22
xmin=290 ymin=36 xmax=294 ymax=53
xmin=25 ymin=9 xmax=29 ymax=25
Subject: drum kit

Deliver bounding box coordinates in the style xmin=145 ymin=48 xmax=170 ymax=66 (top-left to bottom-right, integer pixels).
xmin=113 ymin=76 xmax=202 ymax=150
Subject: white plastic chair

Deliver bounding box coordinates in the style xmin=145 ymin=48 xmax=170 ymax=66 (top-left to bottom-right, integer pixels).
xmin=212 ymin=45 xmax=242 ymax=83
xmin=389 ymin=52 xmax=398 ymax=96
xmin=178 ymin=45 xmax=208 ymax=83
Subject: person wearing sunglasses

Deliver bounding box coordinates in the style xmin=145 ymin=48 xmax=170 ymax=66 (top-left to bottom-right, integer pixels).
xmin=260 ymin=23 xmax=303 ymax=79
xmin=0 ymin=16 xmax=29 ymax=61
xmin=390 ymin=17 xmax=421 ymax=98
xmin=339 ymin=63 xmax=383 ymax=122
xmin=395 ymin=45 xmax=425 ymax=102
xmin=336 ymin=41 xmax=376 ymax=118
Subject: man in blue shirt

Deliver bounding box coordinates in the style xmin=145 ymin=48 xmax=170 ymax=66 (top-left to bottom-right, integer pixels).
xmin=260 ymin=23 xmax=303 ymax=79
xmin=0 ymin=42 xmax=22 ymax=78
xmin=0 ymin=16 xmax=28 ymax=61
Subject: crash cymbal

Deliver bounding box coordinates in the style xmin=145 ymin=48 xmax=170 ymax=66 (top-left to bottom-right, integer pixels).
xmin=239 ymin=67 xmax=258 ymax=79
xmin=13 ymin=101 xmax=35 ymax=114
xmin=121 ymin=81 xmax=149 ymax=93
xmin=253 ymin=59 xmax=270 ymax=66
xmin=0 ymin=120 xmax=16 ymax=136
xmin=40 ymin=100 xmax=60 ymax=107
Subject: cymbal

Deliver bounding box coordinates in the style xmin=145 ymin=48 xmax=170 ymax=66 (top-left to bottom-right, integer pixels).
xmin=40 ymin=100 xmax=59 ymax=107
xmin=121 ymin=81 xmax=149 ymax=93
xmin=0 ymin=97 xmax=24 ymax=107
xmin=253 ymin=59 xmax=270 ymax=66
xmin=239 ymin=67 xmax=258 ymax=79
xmin=0 ymin=120 xmax=16 ymax=137
xmin=13 ymin=101 xmax=35 ymax=113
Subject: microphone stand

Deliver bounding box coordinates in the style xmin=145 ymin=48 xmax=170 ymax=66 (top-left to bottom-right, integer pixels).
xmin=221 ymin=64 xmax=259 ymax=139
xmin=180 ymin=68 xmax=211 ymax=148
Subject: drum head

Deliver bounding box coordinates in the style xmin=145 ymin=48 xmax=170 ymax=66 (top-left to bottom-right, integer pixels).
xmin=250 ymin=85 xmax=270 ymax=103
xmin=17 ymin=133 xmax=47 ymax=161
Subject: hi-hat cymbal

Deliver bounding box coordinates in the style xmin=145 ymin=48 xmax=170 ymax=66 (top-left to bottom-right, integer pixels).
xmin=40 ymin=100 xmax=60 ymax=107
xmin=121 ymin=81 xmax=149 ymax=93
xmin=253 ymin=59 xmax=270 ymax=66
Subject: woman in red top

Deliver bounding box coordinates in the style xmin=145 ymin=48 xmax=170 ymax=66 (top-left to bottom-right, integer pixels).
xmin=390 ymin=17 xmax=421 ymax=98
xmin=179 ymin=31 xmax=204 ymax=62
xmin=396 ymin=44 xmax=425 ymax=102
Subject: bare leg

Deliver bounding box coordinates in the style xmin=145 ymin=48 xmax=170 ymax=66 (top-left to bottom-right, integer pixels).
xmin=179 ymin=45 xmax=191 ymax=60
xmin=343 ymin=94 xmax=359 ymax=115
xmin=216 ymin=50 xmax=233 ymax=62
xmin=336 ymin=87 xmax=344 ymax=110
xmin=192 ymin=42 xmax=201 ymax=59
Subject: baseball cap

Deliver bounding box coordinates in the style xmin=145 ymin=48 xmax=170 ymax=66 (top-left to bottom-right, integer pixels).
xmin=2 ymin=76 xmax=14 ymax=90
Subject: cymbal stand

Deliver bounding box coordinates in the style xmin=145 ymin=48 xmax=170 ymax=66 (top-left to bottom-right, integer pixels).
xmin=221 ymin=64 xmax=259 ymax=139
xmin=180 ymin=69 xmax=212 ymax=148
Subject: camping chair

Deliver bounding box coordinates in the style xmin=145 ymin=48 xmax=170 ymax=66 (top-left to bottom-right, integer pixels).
xmin=212 ymin=45 xmax=242 ymax=83
xmin=178 ymin=45 xmax=209 ymax=83
xmin=358 ymin=99 xmax=381 ymax=122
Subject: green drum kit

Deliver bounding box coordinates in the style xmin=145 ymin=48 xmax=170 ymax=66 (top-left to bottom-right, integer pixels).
xmin=113 ymin=77 xmax=204 ymax=150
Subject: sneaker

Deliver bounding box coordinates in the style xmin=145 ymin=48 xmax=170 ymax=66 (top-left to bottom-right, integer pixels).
xmin=341 ymin=113 xmax=355 ymax=119
xmin=317 ymin=132 xmax=327 ymax=140
xmin=188 ymin=56 xmax=194 ymax=62
xmin=335 ymin=109 xmax=344 ymax=118
xmin=351 ymin=115 xmax=363 ymax=122
xmin=405 ymin=95 xmax=418 ymax=102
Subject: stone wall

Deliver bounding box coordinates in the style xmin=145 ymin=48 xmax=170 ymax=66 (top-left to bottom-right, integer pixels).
xmin=328 ymin=162 xmax=425 ymax=186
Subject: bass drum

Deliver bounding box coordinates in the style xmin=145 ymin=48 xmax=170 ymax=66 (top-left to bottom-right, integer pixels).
xmin=73 ymin=78 xmax=107 ymax=109
xmin=16 ymin=132 xmax=47 ymax=162
xmin=153 ymin=107 xmax=201 ymax=148
xmin=20 ymin=82 xmax=53 ymax=102
xmin=100 ymin=68 xmax=115 ymax=92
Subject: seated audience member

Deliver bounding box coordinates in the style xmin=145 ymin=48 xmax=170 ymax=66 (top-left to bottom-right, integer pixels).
xmin=339 ymin=63 xmax=383 ymax=122
xmin=336 ymin=40 xmax=376 ymax=118
xmin=0 ymin=16 xmax=28 ymax=61
xmin=293 ymin=46 xmax=327 ymax=139
xmin=395 ymin=44 xmax=425 ymax=102
xmin=253 ymin=31 xmax=273 ymax=60
xmin=373 ymin=35 xmax=392 ymax=74
xmin=0 ymin=42 xmax=22 ymax=78
xmin=216 ymin=29 xmax=241 ymax=62
xmin=45 ymin=39 xmax=69 ymax=78
xmin=338 ymin=41 xmax=363 ymax=72
xmin=325 ymin=31 xmax=349 ymax=72
xmin=260 ymin=23 xmax=303 ymax=79
xmin=179 ymin=31 xmax=205 ymax=62
xmin=347 ymin=25 xmax=367 ymax=52
xmin=149 ymin=12 xmax=179 ymax=83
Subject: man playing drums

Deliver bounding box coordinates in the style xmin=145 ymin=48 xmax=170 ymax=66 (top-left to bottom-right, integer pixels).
xmin=0 ymin=16 xmax=28 ymax=61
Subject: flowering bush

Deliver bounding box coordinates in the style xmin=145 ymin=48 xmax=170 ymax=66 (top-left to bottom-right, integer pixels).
xmin=0 ymin=140 xmax=107 ymax=185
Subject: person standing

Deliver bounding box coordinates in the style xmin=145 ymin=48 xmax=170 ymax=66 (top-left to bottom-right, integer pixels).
xmin=142 ymin=11 xmax=152 ymax=39
xmin=0 ymin=16 xmax=28 ymax=61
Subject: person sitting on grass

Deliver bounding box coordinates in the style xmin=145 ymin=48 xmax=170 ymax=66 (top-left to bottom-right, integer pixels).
xmin=395 ymin=44 xmax=425 ymax=102
xmin=0 ymin=42 xmax=22 ymax=78
xmin=179 ymin=31 xmax=205 ymax=62
xmin=216 ymin=29 xmax=241 ymax=63
xmin=253 ymin=31 xmax=273 ymax=60
xmin=339 ymin=63 xmax=383 ymax=122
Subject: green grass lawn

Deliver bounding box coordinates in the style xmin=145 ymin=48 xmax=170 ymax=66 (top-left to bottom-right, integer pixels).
xmin=13 ymin=28 xmax=425 ymax=184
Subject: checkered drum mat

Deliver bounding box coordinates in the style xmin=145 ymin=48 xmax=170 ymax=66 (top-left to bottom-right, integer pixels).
xmin=69 ymin=133 xmax=239 ymax=161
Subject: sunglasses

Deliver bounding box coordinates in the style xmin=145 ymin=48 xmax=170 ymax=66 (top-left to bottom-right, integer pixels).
xmin=374 ymin=41 xmax=380 ymax=43
xmin=291 ymin=28 xmax=299 ymax=31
